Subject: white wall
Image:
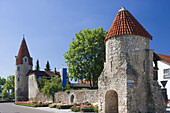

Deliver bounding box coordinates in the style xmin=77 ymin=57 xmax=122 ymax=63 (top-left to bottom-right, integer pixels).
xmin=157 ymin=61 xmax=170 ymax=99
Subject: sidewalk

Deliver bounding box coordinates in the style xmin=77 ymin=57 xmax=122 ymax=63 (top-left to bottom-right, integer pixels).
xmin=35 ymin=107 xmax=75 ymax=113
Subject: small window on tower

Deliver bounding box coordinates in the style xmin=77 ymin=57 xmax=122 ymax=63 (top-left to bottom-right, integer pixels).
xmin=18 ymin=78 xmax=20 ymax=82
xmin=25 ymin=58 xmax=27 ymax=62
xmin=17 ymin=67 xmax=20 ymax=72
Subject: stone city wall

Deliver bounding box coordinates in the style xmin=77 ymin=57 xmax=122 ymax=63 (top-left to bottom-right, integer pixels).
xmin=29 ymin=89 xmax=98 ymax=104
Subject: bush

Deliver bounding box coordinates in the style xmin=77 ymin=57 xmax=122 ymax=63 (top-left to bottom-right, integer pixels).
xmin=50 ymin=105 xmax=56 ymax=108
xmin=65 ymin=90 xmax=70 ymax=94
xmin=56 ymin=104 xmax=73 ymax=109
xmin=73 ymin=103 xmax=81 ymax=106
xmin=86 ymin=103 xmax=92 ymax=106
xmin=81 ymin=106 xmax=95 ymax=112
xmin=32 ymin=101 xmax=37 ymax=104
xmin=71 ymin=105 xmax=81 ymax=112
xmin=15 ymin=102 xmax=49 ymax=107
xmin=94 ymin=107 xmax=98 ymax=112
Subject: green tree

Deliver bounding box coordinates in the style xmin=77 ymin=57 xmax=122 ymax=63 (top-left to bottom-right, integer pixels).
xmin=0 ymin=77 xmax=6 ymax=94
xmin=35 ymin=59 xmax=40 ymax=71
xmin=64 ymin=27 xmax=108 ymax=88
xmin=44 ymin=61 xmax=51 ymax=71
xmin=2 ymin=75 xmax=15 ymax=99
xmin=41 ymin=76 xmax=62 ymax=102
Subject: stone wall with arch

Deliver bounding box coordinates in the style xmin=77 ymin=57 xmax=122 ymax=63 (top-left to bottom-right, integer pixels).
xmin=54 ymin=90 xmax=98 ymax=104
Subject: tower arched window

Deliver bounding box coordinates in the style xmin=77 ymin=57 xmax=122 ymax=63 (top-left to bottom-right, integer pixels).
xmin=25 ymin=58 xmax=27 ymax=62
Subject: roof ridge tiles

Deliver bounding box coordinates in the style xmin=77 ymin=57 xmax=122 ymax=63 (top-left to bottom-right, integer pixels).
xmin=16 ymin=38 xmax=33 ymax=65
xmin=105 ymin=7 xmax=152 ymax=42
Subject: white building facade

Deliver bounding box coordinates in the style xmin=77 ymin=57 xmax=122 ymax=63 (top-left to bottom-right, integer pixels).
xmin=157 ymin=54 xmax=170 ymax=100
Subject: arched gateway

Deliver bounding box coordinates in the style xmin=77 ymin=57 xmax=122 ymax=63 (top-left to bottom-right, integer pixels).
xmin=105 ymin=90 xmax=118 ymax=113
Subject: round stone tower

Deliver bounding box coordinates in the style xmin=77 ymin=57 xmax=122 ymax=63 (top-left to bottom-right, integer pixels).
xmin=98 ymin=7 xmax=165 ymax=113
xmin=15 ymin=38 xmax=33 ymax=101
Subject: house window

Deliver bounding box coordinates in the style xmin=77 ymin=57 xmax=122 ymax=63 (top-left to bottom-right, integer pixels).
xmin=164 ymin=68 xmax=170 ymax=79
xmin=17 ymin=67 xmax=20 ymax=72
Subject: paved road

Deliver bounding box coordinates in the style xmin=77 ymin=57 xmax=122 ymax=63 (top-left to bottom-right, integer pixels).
xmin=0 ymin=102 xmax=74 ymax=113
xmin=0 ymin=102 xmax=170 ymax=113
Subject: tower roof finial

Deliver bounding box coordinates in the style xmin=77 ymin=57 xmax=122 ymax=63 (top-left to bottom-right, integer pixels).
xmin=119 ymin=6 xmax=126 ymax=12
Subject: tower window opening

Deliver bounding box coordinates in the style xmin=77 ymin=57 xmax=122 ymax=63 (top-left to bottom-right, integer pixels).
xmin=18 ymin=78 xmax=20 ymax=82
xmin=25 ymin=58 xmax=27 ymax=62
xmin=17 ymin=67 xmax=20 ymax=71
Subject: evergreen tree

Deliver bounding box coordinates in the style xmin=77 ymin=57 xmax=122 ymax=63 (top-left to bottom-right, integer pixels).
xmin=64 ymin=27 xmax=108 ymax=88
xmin=45 ymin=61 xmax=51 ymax=71
xmin=35 ymin=60 xmax=40 ymax=71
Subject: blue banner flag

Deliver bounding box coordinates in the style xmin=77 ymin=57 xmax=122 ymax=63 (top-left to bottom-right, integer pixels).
xmin=60 ymin=68 xmax=67 ymax=88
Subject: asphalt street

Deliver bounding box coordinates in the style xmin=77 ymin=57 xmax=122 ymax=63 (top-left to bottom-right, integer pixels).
xmin=0 ymin=102 xmax=74 ymax=113
xmin=0 ymin=102 xmax=170 ymax=113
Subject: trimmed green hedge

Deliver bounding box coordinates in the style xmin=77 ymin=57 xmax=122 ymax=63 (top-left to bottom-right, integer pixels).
xmin=15 ymin=103 xmax=48 ymax=107
xmin=81 ymin=107 xmax=95 ymax=112
xmin=56 ymin=104 xmax=73 ymax=109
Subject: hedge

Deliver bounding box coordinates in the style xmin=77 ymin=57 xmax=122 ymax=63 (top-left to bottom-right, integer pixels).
xmin=15 ymin=103 xmax=48 ymax=107
xmin=56 ymin=104 xmax=73 ymax=109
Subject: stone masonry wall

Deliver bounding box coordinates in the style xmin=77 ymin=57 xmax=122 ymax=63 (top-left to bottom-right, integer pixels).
xmin=15 ymin=57 xmax=32 ymax=101
xmin=28 ymin=74 xmax=40 ymax=100
xmin=99 ymin=35 xmax=148 ymax=113
xmin=98 ymin=35 xmax=165 ymax=113
xmin=54 ymin=90 xmax=98 ymax=104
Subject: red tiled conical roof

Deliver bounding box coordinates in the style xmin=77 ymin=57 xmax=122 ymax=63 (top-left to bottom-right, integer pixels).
xmin=105 ymin=7 xmax=152 ymax=42
xmin=16 ymin=38 xmax=33 ymax=65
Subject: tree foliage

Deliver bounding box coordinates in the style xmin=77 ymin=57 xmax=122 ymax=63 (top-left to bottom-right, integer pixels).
xmin=44 ymin=61 xmax=51 ymax=71
xmin=64 ymin=27 xmax=108 ymax=88
xmin=2 ymin=75 xmax=15 ymax=99
xmin=35 ymin=59 xmax=40 ymax=71
xmin=40 ymin=76 xmax=62 ymax=102
xmin=0 ymin=77 xmax=6 ymax=94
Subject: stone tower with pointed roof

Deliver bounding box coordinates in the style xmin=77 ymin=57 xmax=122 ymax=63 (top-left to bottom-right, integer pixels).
xmin=15 ymin=37 xmax=33 ymax=101
xmin=98 ymin=7 xmax=165 ymax=113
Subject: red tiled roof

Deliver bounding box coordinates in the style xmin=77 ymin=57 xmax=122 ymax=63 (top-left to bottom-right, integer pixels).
xmin=16 ymin=38 xmax=33 ymax=65
xmin=28 ymin=70 xmax=69 ymax=78
xmin=28 ymin=70 xmax=60 ymax=77
xmin=78 ymin=80 xmax=90 ymax=85
xmin=105 ymin=7 xmax=152 ymax=42
xmin=157 ymin=54 xmax=170 ymax=65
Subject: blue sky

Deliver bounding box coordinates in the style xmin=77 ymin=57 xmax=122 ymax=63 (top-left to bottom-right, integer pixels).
xmin=0 ymin=0 xmax=170 ymax=79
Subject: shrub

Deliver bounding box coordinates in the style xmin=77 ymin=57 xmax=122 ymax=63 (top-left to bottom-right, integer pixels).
xmin=32 ymin=101 xmax=37 ymax=104
xmin=56 ymin=104 xmax=73 ymax=109
xmin=50 ymin=105 xmax=56 ymax=108
xmin=86 ymin=102 xmax=92 ymax=106
xmin=71 ymin=105 xmax=81 ymax=112
xmin=81 ymin=106 xmax=95 ymax=112
xmin=65 ymin=90 xmax=70 ymax=94
xmin=15 ymin=101 xmax=49 ymax=107
xmin=94 ymin=107 xmax=98 ymax=112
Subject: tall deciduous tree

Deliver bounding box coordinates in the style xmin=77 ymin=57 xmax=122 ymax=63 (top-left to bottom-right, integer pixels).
xmin=2 ymin=75 xmax=15 ymax=98
xmin=64 ymin=27 xmax=108 ymax=88
xmin=45 ymin=61 xmax=51 ymax=71
xmin=0 ymin=77 xmax=6 ymax=94
xmin=35 ymin=60 xmax=40 ymax=71
xmin=41 ymin=76 xmax=62 ymax=102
